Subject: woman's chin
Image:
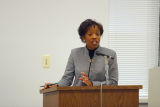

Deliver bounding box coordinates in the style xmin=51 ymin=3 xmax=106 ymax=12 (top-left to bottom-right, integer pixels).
xmin=91 ymin=45 xmax=99 ymax=49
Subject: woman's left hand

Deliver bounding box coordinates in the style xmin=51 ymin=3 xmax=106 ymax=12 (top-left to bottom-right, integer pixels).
xmin=79 ymin=72 xmax=93 ymax=86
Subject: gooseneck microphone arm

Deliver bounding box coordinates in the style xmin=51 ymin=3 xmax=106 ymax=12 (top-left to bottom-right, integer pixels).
xmin=96 ymin=52 xmax=114 ymax=59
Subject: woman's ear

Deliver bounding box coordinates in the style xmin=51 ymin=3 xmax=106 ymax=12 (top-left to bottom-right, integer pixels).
xmin=82 ymin=36 xmax=85 ymax=42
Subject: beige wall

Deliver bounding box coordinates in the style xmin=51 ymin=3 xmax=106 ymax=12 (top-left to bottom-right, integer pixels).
xmin=148 ymin=67 xmax=160 ymax=107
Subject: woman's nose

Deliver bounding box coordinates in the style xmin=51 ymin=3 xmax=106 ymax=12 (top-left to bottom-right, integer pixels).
xmin=92 ymin=34 xmax=97 ymax=38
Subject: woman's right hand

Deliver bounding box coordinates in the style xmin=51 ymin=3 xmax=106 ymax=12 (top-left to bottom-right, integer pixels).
xmin=79 ymin=72 xmax=93 ymax=86
xmin=42 ymin=83 xmax=57 ymax=90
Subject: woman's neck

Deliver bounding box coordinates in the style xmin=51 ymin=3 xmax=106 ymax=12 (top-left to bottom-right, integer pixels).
xmin=86 ymin=46 xmax=98 ymax=59
xmin=86 ymin=46 xmax=99 ymax=51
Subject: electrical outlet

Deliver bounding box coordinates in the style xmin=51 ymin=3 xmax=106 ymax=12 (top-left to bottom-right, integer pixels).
xmin=43 ymin=54 xmax=50 ymax=68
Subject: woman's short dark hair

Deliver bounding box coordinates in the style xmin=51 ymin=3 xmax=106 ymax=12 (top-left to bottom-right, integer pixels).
xmin=78 ymin=19 xmax=103 ymax=42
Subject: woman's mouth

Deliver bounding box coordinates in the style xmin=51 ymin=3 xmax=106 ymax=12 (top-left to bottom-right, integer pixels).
xmin=91 ymin=41 xmax=98 ymax=45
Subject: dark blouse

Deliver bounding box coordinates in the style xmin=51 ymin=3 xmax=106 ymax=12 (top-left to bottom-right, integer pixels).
xmin=87 ymin=47 xmax=98 ymax=59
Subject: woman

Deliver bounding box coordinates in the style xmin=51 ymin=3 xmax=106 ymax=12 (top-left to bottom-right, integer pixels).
xmin=43 ymin=19 xmax=118 ymax=89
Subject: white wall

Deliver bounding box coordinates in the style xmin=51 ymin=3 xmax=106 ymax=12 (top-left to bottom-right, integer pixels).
xmin=0 ymin=0 xmax=108 ymax=106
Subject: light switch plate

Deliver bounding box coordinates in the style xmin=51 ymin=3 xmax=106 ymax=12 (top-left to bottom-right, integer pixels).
xmin=43 ymin=54 xmax=50 ymax=68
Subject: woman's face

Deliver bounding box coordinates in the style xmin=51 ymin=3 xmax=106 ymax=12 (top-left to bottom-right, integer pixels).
xmin=83 ymin=25 xmax=101 ymax=50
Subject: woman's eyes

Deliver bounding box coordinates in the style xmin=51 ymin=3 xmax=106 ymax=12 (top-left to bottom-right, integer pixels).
xmin=88 ymin=34 xmax=92 ymax=36
xmin=87 ymin=33 xmax=100 ymax=36
xmin=96 ymin=33 xmax=100 ymax=36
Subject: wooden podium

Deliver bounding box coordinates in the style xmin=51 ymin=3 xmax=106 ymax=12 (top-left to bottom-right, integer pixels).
xmin=40 ymin=85 xmax=142 ymax=107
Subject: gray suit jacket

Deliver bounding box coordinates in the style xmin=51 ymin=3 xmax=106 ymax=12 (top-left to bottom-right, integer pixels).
xmin=58 ymin=46 xmax=118 ymax=86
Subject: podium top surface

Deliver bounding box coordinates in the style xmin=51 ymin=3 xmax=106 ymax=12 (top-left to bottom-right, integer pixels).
xmin=40 ymin=85 xmax=142 ymax=94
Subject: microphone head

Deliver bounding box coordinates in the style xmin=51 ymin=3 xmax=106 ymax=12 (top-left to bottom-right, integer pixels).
xmin=96 ymin=52 xmax=105 ymax=56
xmin=96 ymin=52 xmax=114 ymax=59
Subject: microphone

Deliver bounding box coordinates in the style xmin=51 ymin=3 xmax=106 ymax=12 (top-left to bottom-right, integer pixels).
xmin=96 ymin=52 xmax=114 ymax=59
xmin=40 ymin=83 xmax=57 ymax=87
